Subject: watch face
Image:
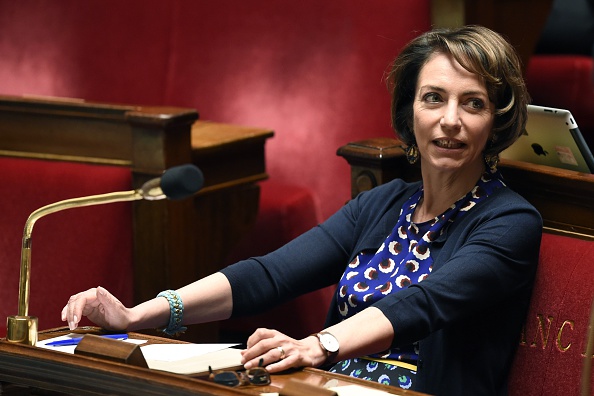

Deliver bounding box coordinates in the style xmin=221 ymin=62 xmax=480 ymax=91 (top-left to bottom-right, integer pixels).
xmin=320 ymin=332 xmax=339 ymax=353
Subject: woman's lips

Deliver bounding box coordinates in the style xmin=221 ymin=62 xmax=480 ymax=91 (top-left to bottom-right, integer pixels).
xmin=433 ymin=139 xmax=464 ymax=149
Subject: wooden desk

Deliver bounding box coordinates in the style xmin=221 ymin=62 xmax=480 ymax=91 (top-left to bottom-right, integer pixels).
xmin=0 ymin=328 xmax=428 ymax=396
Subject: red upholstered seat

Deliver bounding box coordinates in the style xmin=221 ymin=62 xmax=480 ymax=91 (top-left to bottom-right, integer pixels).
xmin=509 ymin=232 xmax=594 ymax=395
xmin=0 ymin=157 xmax=134 ymax=337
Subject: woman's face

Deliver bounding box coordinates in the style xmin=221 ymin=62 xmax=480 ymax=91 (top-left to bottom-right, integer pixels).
xmin=412 ymin=52 xmax=494 ymax=176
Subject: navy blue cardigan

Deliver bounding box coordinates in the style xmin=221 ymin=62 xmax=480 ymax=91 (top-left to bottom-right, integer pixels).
xmin=221 ymin=178 xmax=542 ymax=395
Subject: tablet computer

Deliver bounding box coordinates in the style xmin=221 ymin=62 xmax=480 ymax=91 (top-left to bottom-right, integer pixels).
xmin=500 ymin=104 xmax=594 ymax=173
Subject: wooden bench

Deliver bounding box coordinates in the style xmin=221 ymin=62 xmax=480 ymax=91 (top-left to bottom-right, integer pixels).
xmin=338 ymin=137 xmax=594 ymax=396
xmin=0 ymin=95 xmax=272 ymax=342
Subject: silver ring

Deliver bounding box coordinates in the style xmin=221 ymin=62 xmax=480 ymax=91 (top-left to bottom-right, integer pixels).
xmin=276 ymin=346 xmax=285 ymax=360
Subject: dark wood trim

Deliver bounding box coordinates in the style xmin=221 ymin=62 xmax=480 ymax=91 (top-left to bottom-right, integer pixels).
xmin=0 ymin=327 xmax=429 ymax=396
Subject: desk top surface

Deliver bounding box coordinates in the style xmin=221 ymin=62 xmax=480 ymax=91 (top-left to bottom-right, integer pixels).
xmin=0 ymin=328 xmax=429 ymax=396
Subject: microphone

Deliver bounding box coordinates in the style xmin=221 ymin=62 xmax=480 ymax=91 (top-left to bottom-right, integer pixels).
xmin=139 ymin=163 xmax=204 ymax=200
xmin=6 ymin=164 xmax=204 ymax=345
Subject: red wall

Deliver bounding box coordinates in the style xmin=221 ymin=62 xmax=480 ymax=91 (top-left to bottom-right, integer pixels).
xmin=0 ymin=0 xmax=430 ymax=219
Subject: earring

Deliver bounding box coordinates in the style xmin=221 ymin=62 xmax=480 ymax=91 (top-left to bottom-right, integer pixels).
xmin=484 ymin=152 xmax=499 ymax=173
xmin=405 ymin=143 xmax=419 ymax=164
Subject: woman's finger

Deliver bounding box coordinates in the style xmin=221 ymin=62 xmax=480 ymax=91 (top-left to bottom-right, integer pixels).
xmin=62 ymin=288 xmax=99 ymax=329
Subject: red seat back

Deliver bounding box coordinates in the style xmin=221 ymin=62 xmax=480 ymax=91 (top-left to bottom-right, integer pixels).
xmin=509 ymin=232 xmax=594 ymax=395
xmin=0 ymin=157 xmax=134 ymax=337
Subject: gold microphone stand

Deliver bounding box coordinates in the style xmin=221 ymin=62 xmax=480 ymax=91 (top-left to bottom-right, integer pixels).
xmin=6 ymin=186 xmax=154 ymax=345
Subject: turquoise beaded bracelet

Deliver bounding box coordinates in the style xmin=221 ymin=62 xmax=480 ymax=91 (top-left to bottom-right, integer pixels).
xmin=157 ymin=289 xmax=187 ymax=336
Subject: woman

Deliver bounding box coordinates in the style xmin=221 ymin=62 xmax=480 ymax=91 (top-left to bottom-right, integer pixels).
xmin=62 ymin=25 xmax=542 ymax=395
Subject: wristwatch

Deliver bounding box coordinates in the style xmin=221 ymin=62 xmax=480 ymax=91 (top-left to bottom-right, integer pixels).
xmin=314 ymin=331 xmax=339 ymax=364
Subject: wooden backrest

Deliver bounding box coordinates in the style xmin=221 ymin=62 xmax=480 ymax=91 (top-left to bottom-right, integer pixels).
xmin=338 ymin=137 xmax=594 ymax=395
xmin=0 ymin=95 xmax=274 ymax=343
xmin=0 ymin=95 xmax=198 ymax=336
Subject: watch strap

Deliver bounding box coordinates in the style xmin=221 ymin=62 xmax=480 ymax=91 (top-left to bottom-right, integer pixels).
xmin=311 ymin=332 xmax=339 ymax=365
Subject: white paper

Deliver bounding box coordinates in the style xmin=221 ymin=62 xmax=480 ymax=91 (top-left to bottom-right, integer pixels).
xmin=140 ymin=343 xmax=239 ymax=362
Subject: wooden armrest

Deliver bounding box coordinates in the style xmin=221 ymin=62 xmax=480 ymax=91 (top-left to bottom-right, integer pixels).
xmin=337 ymin=137 xmax=594 ymax=238
xmin=336 ymin=137 xmax=420 ymax=198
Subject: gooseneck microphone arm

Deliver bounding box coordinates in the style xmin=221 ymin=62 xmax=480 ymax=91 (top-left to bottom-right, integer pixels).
xmin=18 ymin=190 xmax=143 ymax=318
xmin=7 ymin=164 xmax=204 ymax=345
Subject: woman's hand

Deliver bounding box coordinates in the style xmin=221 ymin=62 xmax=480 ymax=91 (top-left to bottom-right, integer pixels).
xmin=61 ymin=286 xmax=131 ymax=331
xmin=240 ymin=328 xmax=327 ymax=373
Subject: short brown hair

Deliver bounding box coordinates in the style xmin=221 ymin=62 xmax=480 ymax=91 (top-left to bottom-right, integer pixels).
xmin=388 ymin=25 xmax=530 ymax=155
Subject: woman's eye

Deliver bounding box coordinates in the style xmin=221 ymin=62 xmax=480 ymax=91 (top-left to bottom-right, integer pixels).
xmin=468 ymin=98 xmax=485 ymax=109
xmin=423 ymin=93 xmax=441 ymax=103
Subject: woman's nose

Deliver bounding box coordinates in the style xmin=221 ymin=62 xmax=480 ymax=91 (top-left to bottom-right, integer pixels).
xmin=440 ymin=103 xmax=461 ymax=129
